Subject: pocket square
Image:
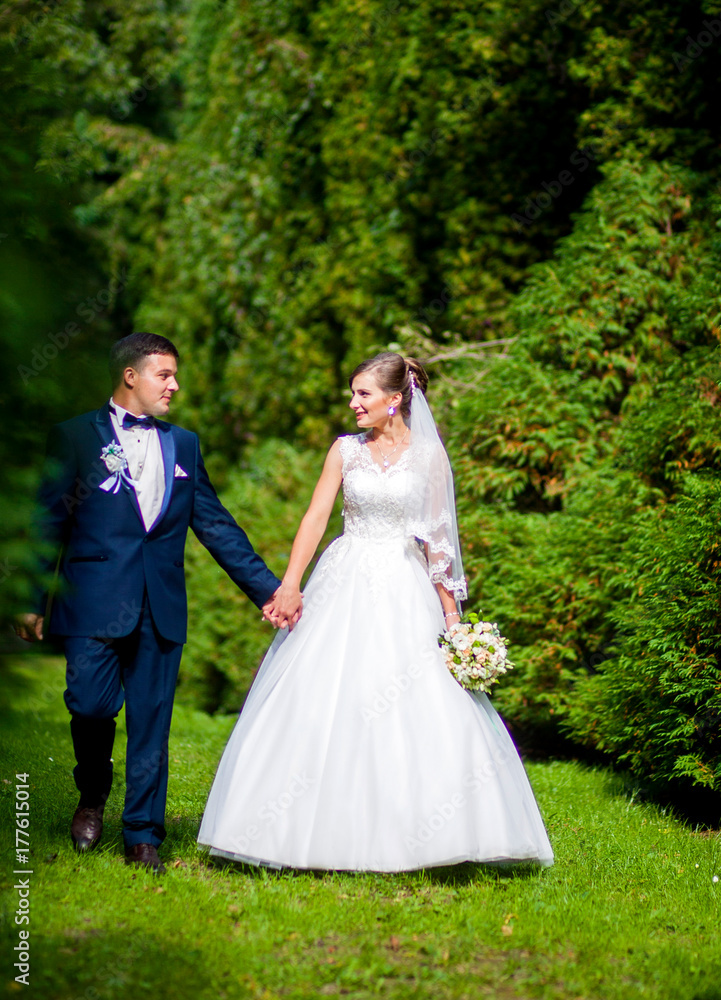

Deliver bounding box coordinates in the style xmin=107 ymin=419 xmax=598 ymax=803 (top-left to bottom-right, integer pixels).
xmin=174 ymin=464 xmax=189 ymax=478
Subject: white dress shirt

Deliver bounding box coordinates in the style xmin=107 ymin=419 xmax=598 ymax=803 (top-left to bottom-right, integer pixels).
xmin=109 ymin=398 xmax=165 ymax=531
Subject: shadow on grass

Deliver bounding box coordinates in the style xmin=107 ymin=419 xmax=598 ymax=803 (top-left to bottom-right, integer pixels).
xmin=414 ymin=861 xmax=544 ymax=885
xmin=205 ymin=856 xmax=545 ymax=886
xmin=28 ymin=928 xmax=213 ymax=1000
xmin=567 ymin=758 xmax=721 ymax=831
xmin=0 ymin=650 xmax=53 ymax=714
xmin=0 ymin=654 xmax=68 ymax=728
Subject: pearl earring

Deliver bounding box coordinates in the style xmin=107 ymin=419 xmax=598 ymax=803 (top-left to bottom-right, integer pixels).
xmin=388 ymin=406 xmax=396 ymax=416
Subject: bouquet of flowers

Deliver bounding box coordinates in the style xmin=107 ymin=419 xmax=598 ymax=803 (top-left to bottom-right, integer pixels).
xmin=439 ymin=611 xmax=514 ymax=694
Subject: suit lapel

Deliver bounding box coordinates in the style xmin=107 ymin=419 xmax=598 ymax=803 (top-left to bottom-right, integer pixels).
xmin=92 ymin=403 xmax=145 ymax=528
xmin=92 ymin=402 xmax=119 ymax=449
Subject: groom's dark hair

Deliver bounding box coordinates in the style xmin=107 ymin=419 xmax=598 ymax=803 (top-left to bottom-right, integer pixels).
xmin=109 ymin=332 xmax=179 ymax=387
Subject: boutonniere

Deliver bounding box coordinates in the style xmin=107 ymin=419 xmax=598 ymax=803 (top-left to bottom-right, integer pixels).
xmin=99 ymin=443 xmax=139 ymax=493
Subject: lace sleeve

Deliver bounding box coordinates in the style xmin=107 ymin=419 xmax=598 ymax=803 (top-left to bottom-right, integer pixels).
xmin=406 ymin=441 xmax=467 ymax=603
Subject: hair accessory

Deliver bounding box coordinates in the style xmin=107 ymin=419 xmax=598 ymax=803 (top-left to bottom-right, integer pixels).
xmin=408 ymin=370 xmax=417 ymax=396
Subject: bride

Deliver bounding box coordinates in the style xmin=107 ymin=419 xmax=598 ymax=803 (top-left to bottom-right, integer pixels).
xmin=198 ymin=352 xmax=553 ymax=871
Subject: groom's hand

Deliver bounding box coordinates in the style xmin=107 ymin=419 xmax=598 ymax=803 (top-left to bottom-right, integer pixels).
xmin=14 ymin=614 xmax=44 ymax=643
xmin=264 ymin=585 xmax=303 ymax=631
xmin=261 ymin=597 xmax=278 ymax=626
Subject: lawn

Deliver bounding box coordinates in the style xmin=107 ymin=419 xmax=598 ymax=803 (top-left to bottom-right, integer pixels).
xmin=1 ymin=656 xmax=720 ymax=1000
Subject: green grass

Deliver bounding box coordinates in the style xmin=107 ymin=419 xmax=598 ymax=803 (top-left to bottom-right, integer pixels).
xmin=1 ymin=656 xmax=720 ymax=1000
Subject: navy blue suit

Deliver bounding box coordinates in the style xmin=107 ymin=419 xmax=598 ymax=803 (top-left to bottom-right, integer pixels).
xmin=37 ymin=403 xmax=281 ymax=847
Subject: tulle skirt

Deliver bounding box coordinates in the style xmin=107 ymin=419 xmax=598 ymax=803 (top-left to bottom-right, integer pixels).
xmin=198 ymin=534 xmax=554 ymax=871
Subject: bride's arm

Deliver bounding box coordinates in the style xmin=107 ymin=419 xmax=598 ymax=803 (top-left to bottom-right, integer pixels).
xmin=271 ymin=440 xmax=344 ymax=627
xmin=423 ymin=539 xmax=461 ymax=628
xmin=436 ymin=582 xmax=461 ymax=629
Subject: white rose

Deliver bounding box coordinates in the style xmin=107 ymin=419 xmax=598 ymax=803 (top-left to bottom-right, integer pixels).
xmin=103 ymin=452 xmax=125 ymax=473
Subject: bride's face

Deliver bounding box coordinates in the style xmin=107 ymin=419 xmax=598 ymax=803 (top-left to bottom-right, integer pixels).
xmin=349 ymin=372 xmax=401 ymax=429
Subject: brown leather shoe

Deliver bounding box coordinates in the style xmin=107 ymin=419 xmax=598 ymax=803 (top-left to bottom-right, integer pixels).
xmin=124 ymin=843 xmax=166 ymax=874
xmin=71 ymin=804 xmax=104 ymax=852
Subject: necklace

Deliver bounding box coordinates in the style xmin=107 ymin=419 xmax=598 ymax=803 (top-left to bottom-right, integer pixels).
xmin=372 ymin=428 xmax=409 ymax=468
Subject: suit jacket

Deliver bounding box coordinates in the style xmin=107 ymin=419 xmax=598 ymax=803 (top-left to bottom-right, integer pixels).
xmin=35 ymin=403 xmax=281 ymax=643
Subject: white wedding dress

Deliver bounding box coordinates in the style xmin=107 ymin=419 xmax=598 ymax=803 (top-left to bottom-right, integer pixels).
xmin=198 ymin=434 xmax=553 ymax=871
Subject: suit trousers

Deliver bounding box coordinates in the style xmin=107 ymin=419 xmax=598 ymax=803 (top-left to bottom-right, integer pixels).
xmin=62 ymin=596 xmax=184 ymax=848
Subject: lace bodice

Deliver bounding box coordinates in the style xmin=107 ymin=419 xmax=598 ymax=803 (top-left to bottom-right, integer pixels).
xmin=309 ymin=434 xmax=466 ymax=605
xmin=335 ymin=433 xmax=467 ymax=602
xmin=339 ymin=434 xmax=420 ymax=542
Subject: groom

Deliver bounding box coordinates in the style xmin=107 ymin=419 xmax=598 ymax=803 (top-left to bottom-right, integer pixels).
xmin=15 ymin=333 xmax=300 ymax=873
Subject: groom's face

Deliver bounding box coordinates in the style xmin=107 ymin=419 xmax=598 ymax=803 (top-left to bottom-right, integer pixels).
xmin=131 ymin=353 xmax=179 ymax=417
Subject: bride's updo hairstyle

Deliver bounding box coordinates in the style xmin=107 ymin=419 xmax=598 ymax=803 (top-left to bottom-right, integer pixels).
xmin=349 ymin=352 xmax=429 ymax=418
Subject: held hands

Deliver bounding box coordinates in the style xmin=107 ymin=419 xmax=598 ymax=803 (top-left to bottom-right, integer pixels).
xmin=14 ymin=614 xmax=44 ymax=642
xmin=262 ymin=584 xmax=303 ymax=631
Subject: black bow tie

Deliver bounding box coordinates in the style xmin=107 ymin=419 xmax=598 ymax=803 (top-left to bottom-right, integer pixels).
xmin=122 ymin=412 xmax=155 ymax=430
